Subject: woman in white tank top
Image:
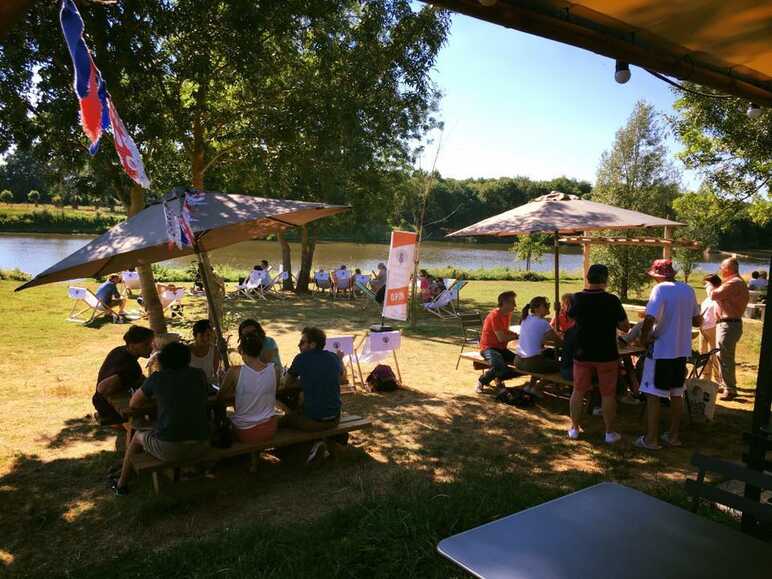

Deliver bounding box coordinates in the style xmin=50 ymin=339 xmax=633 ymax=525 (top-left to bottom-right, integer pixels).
xmin=219 ymin=333 xmax=278 ymax=443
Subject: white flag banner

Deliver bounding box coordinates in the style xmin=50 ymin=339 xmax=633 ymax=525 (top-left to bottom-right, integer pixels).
xmin=324 ymin=335 xmax=356 ymax=357
xmin=382 ymin=230 xmax=418 ymax=321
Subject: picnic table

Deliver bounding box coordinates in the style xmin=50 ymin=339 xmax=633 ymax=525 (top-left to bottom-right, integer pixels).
xmin=438 ymin=482 xmax=772 ymax=579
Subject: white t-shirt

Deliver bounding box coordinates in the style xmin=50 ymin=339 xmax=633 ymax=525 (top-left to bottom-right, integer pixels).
xmin=700 ymin=295 xmax=717 ymax=330
xmin=231 ymin=363 xmax=276 ymax=429
xmin=645 ymin=281 xmax=699 ymax=359
xmin=515 ymin=315 xmax=552 ymax=358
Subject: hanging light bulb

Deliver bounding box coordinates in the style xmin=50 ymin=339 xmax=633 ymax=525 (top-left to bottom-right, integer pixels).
xmin=747 ymin=103 xmax=762 ymax=119
xmin=478 ymin=0 xmax=497 ymax=6
xmin=615 ymin=61 xmax=631 ymax=84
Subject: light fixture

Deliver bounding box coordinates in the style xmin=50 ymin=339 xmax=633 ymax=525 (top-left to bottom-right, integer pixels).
xmin=478 ymin=0 xmax=497 ymax=6
xmin=615 ymin=61 xmax=631 ymax=84
xmin=747 ymin=103 xmax=762 ymax=119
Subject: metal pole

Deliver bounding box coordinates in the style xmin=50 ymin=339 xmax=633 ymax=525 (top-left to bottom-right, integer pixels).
xmin=554 ymin=232 xmax=561 ymax=315
xmin=194 ymin=240 xmax=229 ymax=370
xmin=742 ymin=253 xmax=772 ymax=534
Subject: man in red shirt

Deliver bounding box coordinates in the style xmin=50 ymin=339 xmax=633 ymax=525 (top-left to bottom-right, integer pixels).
xmin=477 ymin=291 xmax=519 ymax=394
xmin=708 ymin=257 xmax=750 ymax=400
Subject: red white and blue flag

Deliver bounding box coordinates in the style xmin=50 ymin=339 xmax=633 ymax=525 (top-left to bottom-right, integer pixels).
xmin=163 ymin=191 xmax=207 ymax=250
xmin=59 ymin=0 xmax=150 ymax=188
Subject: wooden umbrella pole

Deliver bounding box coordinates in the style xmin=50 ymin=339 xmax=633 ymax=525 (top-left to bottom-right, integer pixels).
xmin=553 ymin=232 xmax=561 ymax=315
xmin=194 ymin=240 xmax=229 ymax=370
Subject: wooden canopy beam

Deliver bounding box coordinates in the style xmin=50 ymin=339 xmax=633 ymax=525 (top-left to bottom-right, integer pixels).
xmin=427 ymin=0 xmax=772 ymax=106
xmin=560 ymin=236 xmax=701 ymax=249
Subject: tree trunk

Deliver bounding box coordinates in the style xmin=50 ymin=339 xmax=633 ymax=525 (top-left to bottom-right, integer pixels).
xmin=296 ymin=225 xmax=315 ymax=293
xmin=127 ymin=185 xmax=167 ymax=334
xmin=277 ymin=231 xmax=294 ymax=291
xmin=525 ymin=248 xmax=532 ymax=272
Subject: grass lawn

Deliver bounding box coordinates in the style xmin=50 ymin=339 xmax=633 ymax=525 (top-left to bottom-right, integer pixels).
xmin=0 ymin=279 xmax=765 ymax=577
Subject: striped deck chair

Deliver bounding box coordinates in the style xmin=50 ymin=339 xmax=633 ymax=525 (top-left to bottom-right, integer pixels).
xmin=423 ymin=279 xmax=467 ymax=318
xmin=354 ymin=279 xmax=378 ymax=308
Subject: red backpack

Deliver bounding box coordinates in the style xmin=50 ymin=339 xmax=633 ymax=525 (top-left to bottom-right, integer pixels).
xmin=366 ymin=364 xmax=399 ymax=392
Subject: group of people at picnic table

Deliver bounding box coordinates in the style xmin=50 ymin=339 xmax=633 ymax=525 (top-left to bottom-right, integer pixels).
xmin=476 ymin=256 xmax=754 ymax=450
xmin=92 ymin=318 xmax=348 ymax=496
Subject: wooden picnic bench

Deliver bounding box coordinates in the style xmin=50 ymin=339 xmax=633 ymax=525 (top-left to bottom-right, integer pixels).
xmin=131 ymin=414 xmax=372 ymax=494
xmin=458 ymin=351 xmax=574 ymax=388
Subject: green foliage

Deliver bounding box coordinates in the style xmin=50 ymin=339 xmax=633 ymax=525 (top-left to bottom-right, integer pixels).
xmin=0 ymin=268 xmax=31 ymax=281
xmin=27 ymin=190 xmax=40 ymax=205
xmin=592 ymin=101 xmax=680 ymax=299
xmin=669 ymin=87 xmax=771 ymax=217
xmin=0 ymin=206 xmax=122 ymax=233
xmin=50 ymin=195 xmax=63 ymax=208
xmin=510 ymin=233 xmax=550 ymax=272
xmin=0 ymin=190 xmax=13 ymax=203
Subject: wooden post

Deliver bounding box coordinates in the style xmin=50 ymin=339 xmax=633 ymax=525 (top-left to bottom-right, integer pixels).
xmin=194 ymin=242 xmax=230 ymax=370
xmin=582 ymin=231 xmax=591 ymax=282
xmin=553 ymin=232 xmax=560 ymax=315
xmin=663 ymin=226 xmax=672 ymax=259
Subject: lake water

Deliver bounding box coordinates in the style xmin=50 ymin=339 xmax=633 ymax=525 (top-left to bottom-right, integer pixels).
xmin=0 ymin=233 xmax=768 ymax=278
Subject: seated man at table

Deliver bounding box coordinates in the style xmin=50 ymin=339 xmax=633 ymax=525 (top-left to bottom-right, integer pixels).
xmin=280 ymin=327 xmax=345 ymax=433
xmin=112 ymin=341 xmax=210 ymax=495
xmin=93 ymin=325 xmax=155 ymax=426
xmin=95 ymin=273 xmax=128 ymax=318
xmin=476 ymin=291 xmax=520 ymax=394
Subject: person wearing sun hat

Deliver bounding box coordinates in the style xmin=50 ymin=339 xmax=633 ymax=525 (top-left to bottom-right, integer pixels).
xmin=635 ymin=259 xmax=702 ymax=450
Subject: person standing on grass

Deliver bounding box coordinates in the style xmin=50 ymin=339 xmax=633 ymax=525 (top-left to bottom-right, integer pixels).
xmin=95 ymin=273 xmax=127 ymax=318
xmin=112 ymin=342 xmax=210 ymax=496
xmin=635 ymin=259 xmax=702 ymax=451
xmin=476 ymin=291 xmax=520 ymax=394
xmin=707 ymin=257 xmax=749 ymax=401
xmin=699 ymin=274 xmax=721 ymax=382
xmin=567 ymin=264 xmax=629 ymax=444
xmin=92 ymin=325 xmax=155 ymax=426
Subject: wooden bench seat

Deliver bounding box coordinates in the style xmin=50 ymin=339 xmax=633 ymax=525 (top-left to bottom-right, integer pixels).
xmin=458 ymin=352 xmax=573 ymax=387
xmin=132 ymin=414 xmax=372 ymax=494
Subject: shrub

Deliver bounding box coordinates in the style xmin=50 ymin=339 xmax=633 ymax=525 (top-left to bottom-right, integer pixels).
xmin=27 ymin=190 xmax=40 ymax=206
xmin=0 ymin=190 xmax=14 ymax=204
xmin=0 ymin=268 xmax=32 ymax=281
xmin=70 ymin=194 xmax=80 ymax=209
xmin=51 ymin=194 xmax=63 ymax=207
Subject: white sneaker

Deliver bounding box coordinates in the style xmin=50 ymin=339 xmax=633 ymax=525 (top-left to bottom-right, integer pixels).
xmin=567 ymin=428 xmax=580 ymax=440
xmin=475 ymin=382 xmax=485 ymax=394
xmin=592 ymin=407 xmax=603 ymax=416
xmin=605 ymin=432 xmax=622 ymax=444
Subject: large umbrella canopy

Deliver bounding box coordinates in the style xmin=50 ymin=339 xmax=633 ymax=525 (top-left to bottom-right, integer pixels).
xmin=447 ymin=192 xmax=681 ymax=238
xmin=16 ymin=191 xmax=348 ymax=291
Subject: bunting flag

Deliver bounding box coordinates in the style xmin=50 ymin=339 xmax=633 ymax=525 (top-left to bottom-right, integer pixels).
xmin=59 ymin=0 xmax=151 ymax=188
xmin=163 ymin=191 xmax=206 ymax=250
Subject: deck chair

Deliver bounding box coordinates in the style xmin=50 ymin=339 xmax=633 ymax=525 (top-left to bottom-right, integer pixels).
xmin=324 ymin=335 xmax=364 ymax=393
xmin=261 ymin=271 xmax=290 ymax=297
xmin=235 ymin=270 xmax=267 ymax=300
xmin=66 ymin=286 xmax=118 ymax=324
xmin=353 ymin=274 xmax=371 ymax=297
xmin=314 ymin=271 xmax=332 ymax=293
xmin=121 ymin=271 xmax=141 ymax=297
xmin=158 ymin=288 xmax=186 ymax=319
xmin=423 ymin=279 xmax=467 ymax=318
xmin=332 ymin=269 xmax=353 ymax=300
xmin=354 ymin=279 xmax=378 ymax=308
xmin=456 ymin=311 xmax=483 ymax=369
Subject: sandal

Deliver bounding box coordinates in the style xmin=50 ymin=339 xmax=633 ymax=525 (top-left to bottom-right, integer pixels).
xmin=634 ymin=435 xmax=661 ymax=451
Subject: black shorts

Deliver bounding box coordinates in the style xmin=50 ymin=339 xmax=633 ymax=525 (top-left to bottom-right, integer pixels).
xmin=92 ymin=392 xmax=124 ymax=425
xmin=654 ymin=357 xmax=687 ymax=390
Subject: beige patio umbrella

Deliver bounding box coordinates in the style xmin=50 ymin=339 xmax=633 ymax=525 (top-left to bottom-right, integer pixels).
xmin=16 ymin=188 xmax=349 ymax=366
xmin=447 ymin=191 xmax=682 ymax=309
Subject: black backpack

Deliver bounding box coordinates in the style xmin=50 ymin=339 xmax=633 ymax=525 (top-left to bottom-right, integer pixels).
xmin=495 ymin=387 xmax=535 ymax=408
xmin=366 ymin=364 xmax=399 ymax=392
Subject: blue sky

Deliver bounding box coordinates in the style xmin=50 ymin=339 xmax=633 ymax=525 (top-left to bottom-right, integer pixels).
xmin=424 ymin=13 xmax=699 ymax=188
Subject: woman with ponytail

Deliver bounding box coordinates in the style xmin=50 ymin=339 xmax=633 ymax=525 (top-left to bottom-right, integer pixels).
xmin=514 ymin=296 xmax=561 ymax=374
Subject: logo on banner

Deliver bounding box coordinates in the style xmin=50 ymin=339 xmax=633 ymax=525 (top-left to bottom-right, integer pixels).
xmin=386 ymin=288 xmax=409 ymax=305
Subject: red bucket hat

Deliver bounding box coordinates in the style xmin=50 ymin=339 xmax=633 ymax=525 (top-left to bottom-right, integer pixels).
xmin=647 ymin=258 xmax=678 ymax=280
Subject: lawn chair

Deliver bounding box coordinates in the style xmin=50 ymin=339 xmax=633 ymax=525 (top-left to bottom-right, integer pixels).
xmin=314 ymin=271 xmax=332 ymax=293
xmin=456 ymin=311 xmax=483 ymax=369
xmin=121 ymin=270 xmax=141 ymax=297
xmin=235 ymin=270 xmax=267 ymax=301
xmin=66 ymin=286 xmax=118 ymax=324
xmin=423 ymin=280 xmax=467 ymax=318
xmin=353 ymin=274 xmax=371 ymax=297
xmin=160 ymin=288 xmax=185 ymax=318
xmin=332 ymin=269 xmax=353 ymax=300
xmin=261 ymin=271 xmax=290 ymax=298
xmin=354 ymin=279 xmax=378 ymax=308
xmin=324 ymin=334 xmax=364 ymax=393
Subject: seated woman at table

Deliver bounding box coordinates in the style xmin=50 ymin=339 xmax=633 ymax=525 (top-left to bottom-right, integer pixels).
xmin=112 ymin=342 xmax=210 ymax=496
xmin=238 ymin=318 xmax=283 ymax=378
xmin=218 ymin=333 xmax=278 ymax=444
xmin=93 ymin=325 xmax=155 ymax=426
xmin=514 ymin=296 xmax=562 ymax=375
xmin=550 ymin=293 xmax=576 ymax=337
xmin=189 ymin=319 xmax=221 ymax=384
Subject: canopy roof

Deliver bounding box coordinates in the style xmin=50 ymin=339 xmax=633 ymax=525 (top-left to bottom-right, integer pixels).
xmin=16 ymin=192 xmax=348 ymax=291
xmin=428 ymin=0 xmax=772 ymax=105
xmin=447 ymin=191 xmax=681 ymax=237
